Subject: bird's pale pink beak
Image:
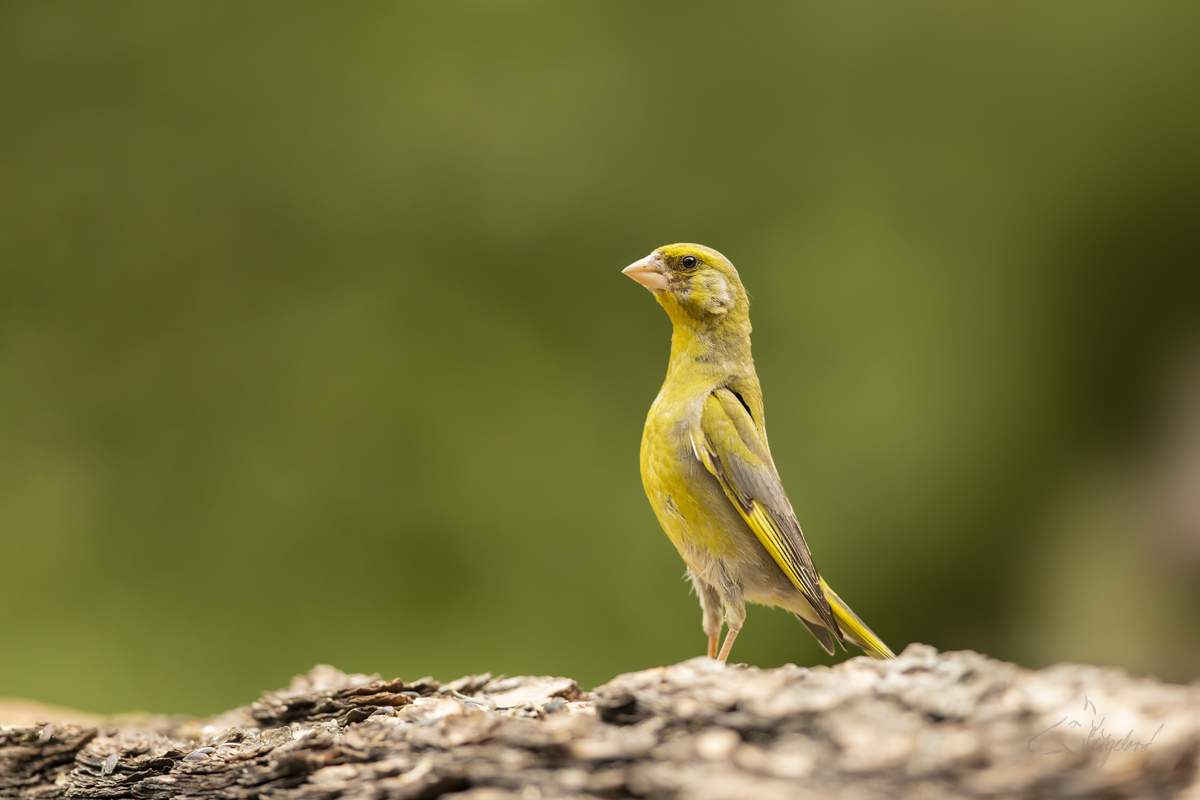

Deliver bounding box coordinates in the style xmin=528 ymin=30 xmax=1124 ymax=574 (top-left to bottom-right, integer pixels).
xmin=622 ymin=252 xmax=669 ymax=292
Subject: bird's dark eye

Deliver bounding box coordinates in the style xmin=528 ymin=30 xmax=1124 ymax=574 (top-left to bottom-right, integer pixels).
xmin=681 ymin=255 xmax=698 ymax=268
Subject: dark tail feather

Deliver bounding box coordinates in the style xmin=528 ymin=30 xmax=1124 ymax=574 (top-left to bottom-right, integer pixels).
xmin=795 ymin=613 xmax=837 ymax=656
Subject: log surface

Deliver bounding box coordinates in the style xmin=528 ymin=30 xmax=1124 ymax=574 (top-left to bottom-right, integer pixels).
xmin=2 ymin=644 xmax=1199 ymax=799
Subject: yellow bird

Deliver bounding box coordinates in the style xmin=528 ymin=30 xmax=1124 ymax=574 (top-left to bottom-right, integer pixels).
xmin=623 ymin=243 xmax=894 ymax=663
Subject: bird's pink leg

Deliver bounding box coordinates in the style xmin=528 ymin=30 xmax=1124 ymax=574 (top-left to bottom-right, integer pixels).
xmin=717 ymin=627 xmax=740 ymax=663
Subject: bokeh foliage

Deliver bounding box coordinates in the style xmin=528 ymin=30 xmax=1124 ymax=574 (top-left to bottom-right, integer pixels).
xmin=2 ymin=2 xmax=1199 ymax=715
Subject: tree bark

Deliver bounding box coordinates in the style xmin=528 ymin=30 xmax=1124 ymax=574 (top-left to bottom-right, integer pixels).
xmin=2 ymin=644 xmax=1198 ymax=799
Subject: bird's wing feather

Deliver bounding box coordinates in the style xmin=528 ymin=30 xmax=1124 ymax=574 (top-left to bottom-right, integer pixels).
xmin=692 ymin=389 xmax=843 ymax=644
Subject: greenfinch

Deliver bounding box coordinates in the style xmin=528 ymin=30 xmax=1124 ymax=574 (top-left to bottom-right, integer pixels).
xmin=623 ymin=243 xmax=894 ymax=663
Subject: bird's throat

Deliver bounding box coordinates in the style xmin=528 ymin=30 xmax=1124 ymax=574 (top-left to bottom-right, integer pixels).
xmin=666 ymin=317 xmax=753 ymax=376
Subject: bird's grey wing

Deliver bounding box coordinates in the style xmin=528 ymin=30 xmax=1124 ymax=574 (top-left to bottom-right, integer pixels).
xmin=691 ymin=388 xmax=843 ymax=645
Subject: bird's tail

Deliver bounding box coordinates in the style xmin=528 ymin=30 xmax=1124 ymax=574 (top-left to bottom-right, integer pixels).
xmin=820 ymin=578 xmax=895 ymax=659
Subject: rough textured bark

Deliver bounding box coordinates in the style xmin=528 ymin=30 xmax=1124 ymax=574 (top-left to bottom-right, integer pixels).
xmin=2 ymin=644 xmax=1199 ymax=799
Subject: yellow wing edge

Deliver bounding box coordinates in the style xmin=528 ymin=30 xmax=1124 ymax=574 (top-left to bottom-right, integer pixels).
xmin=820 ymin=578 xmax=895 ymax=660
xmin=746 ymin=503 xmax=811 ymax=599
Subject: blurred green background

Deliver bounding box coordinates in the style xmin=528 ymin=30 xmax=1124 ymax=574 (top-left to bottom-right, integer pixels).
xmin=3 ymin=2 xmax=1200 ymax=716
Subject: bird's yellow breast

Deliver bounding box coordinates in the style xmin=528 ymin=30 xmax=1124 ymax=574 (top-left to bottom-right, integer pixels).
xmin=639 ymin=382 xmax=744 ymax=569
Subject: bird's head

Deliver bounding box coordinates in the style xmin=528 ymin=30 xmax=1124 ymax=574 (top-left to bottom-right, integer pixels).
xmin=622 ymin=244 xmax=749 ymax=330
